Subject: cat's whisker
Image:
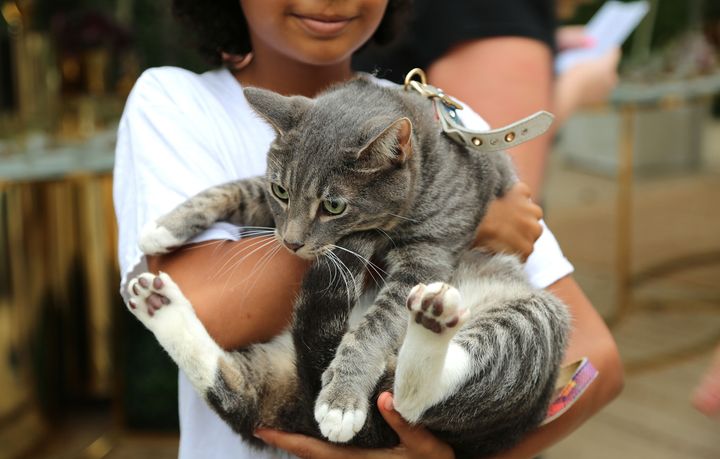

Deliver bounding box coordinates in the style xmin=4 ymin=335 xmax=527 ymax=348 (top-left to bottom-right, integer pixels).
xmin=236 ymin=227 xmax=275 ymax=233
xmin=236 ymin=225 xmax=276 ymax=230
xmin=235 ymin=227 xmax=275 ymax=236
xmin=325 ymin=250 xmax=355 ymax=306
xmin=213 ymin=235 xmax=276 ymax=276
xmin=209 ymin=239 xmax=235 ymax=258
xmin=385 ymin=212 xmax=419 ymax=223
xmin=179 ymin=239 xmax=228 ymax=251
xmin=176 ymin=239 xmax=234 ymax=260
xmin=374 ymin=228 xmax=397 ymax=249
xmin=229 ymin=236 xmax=279 ymax=271
xmin=220 ymin=238 xmax=282 ymax=297
xmin=212 ymin=235 xmax=278 ymax=279
xmin=330 ymin=244 xmax=380 ymax=288
xmin=355 ymin=256 xmax=383 ymax=289
xmin=319 ymin=253 xmax=340 ymax=296
xmin=331 ymin=244 xmax=388 ymax=289
xmin=232 ymin=226 xmax=275 ymax=240
xmin=318 ymin=254 xmax=340 ymax=296
xmin=236 ymin=230 xmax=276 ymax=239
xmin=330 ymin=248 xmax=364 ymax=303
xmin=314 ymin=249 xmax=343 ymax=296
xmin=238 ymin=242 xmax=283 ymax=296
xmin=236 ymin=227 xmax=275 ymax=234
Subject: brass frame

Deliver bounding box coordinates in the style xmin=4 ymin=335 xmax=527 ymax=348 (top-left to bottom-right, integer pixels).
xmin=606 ymin=93 xmax=720 ymax=374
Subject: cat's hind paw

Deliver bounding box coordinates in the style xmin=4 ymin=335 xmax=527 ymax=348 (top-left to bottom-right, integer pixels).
xmin=406 ymin=282 xmax=469 ymax=336
xmin=126 ymin=272 xmax=191 ymax=329
xmin=138 ymin=221 xmax=184 ymax=255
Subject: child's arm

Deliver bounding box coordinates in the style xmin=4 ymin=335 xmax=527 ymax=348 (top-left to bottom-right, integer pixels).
xmin=147 ymin=240 xmax=309 ymax=349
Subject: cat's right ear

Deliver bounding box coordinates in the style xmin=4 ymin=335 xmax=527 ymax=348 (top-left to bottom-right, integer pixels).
xmin=356 ymin=117 xmax=413 ymax=169
xmin=243 ymin=88 xmax=313 ymax=135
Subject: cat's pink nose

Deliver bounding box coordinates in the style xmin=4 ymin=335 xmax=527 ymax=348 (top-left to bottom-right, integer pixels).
xmin=283 ymin=240 xmax=305 ymax=252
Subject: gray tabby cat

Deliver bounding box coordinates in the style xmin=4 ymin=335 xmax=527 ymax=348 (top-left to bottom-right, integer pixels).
xmin=127 ymin=76 xmax=570 ymax=458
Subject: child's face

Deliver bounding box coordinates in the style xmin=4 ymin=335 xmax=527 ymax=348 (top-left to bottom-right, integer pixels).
xmin=241 ymin=0 xmax=389 ymax=66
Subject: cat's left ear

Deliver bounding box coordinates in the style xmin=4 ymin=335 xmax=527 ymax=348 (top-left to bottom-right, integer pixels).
xmin=357 ymin=117 xmax=413 ymax=168
xmin=244 ymin=87 xmax=313 ymax=135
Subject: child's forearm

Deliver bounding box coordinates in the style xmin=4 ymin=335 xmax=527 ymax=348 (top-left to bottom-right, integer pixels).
xmin=148 ymin=239 xmax=310 ymax=349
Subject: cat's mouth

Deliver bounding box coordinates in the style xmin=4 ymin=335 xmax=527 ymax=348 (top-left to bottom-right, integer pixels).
xmin=278 ymin=238 xmax=317 ymax=260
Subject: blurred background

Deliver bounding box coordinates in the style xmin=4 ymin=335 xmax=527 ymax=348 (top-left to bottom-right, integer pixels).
xmin=0 ymin=0 xmax=718 ymax=458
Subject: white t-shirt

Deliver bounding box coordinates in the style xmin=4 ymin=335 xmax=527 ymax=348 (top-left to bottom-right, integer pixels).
xmin=113 ymin=66 xmax=573 ymax=459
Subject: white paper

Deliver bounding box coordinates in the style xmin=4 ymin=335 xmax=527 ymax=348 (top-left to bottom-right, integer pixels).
xmin=555 ymin=1 xmax=650 ymax=74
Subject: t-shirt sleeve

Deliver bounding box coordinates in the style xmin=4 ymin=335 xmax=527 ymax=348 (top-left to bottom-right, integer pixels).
xmin=524 ymin=220 xmax=574 ymax=289
xmin=113 ymin=68 xmax=242 ymax=300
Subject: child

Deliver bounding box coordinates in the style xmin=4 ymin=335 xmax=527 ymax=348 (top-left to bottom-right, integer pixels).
xmin=114 ymin=1 xmax=621 ymax=457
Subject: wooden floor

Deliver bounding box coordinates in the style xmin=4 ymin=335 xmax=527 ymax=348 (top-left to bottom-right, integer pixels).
xmin=20 ymin=120 xmax=720 ymax=458
xmin=543 ymin=117 xmax=720 ymax=459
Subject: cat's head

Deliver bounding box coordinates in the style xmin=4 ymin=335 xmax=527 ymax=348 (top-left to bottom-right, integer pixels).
xmin=245 ymin=80 xmax=415 ymax=259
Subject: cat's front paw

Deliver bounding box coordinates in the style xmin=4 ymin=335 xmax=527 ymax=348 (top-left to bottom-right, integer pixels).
xmin=314 ymin=371 xmax=368 ymax=443
xmin=138 ymin=220 xmax=185 ymax=255
xmin=406 ymin=282 xmax=469 ymax=336
xmin=126 ymin=272 xmax=190 ymax=329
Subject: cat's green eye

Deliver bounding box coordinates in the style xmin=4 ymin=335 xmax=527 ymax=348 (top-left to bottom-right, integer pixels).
xmin=322 ymin=199 xmax=347 ymax=215
xmin=271 ymin=183 xmax=289 ymax=201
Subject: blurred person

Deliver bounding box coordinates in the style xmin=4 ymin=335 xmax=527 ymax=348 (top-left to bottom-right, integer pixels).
xmin=554 ymin=26 xmax=621 ymax=126
xmin=354 ymin=1 xmax=621 ymax=201
xmin=693 ymin=344 xmax=720 ymax=418
xmin=113 ymin=1 xmax=622 ymax=458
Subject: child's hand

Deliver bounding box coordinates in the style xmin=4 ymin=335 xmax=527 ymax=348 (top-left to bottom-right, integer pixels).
xmin=473 ymin=181 xmax=543 ymax=260
xmin=253 ymin=392 xmax=454 ymax=458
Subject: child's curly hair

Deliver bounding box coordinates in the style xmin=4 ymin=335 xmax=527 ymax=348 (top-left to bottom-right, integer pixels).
xmin=172 ymin=0 xmax=412 ymax=67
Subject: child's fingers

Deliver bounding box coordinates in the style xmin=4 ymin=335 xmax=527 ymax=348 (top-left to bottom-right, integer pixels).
xmin=377 ymin=392 xmax=455 ymax=459
xmin=254 ymin=428 xmax=354 ymax=459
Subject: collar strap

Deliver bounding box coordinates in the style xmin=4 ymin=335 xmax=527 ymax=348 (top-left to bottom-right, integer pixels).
xmin=403 ymin=68 xmax=555 ymax=153
xmin=436 ymin=101 xmax=555 ymax=153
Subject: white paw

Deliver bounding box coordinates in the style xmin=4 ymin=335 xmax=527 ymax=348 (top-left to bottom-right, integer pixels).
xmin=406 ymin=282 xmax=469 ymax=335
xmin=138 ymin=221 xmax=184 ymax=255
xmin=314 ymin=400 xmax=367 ymax=443
xmin=126 ymin=272 xmax=189 ymax=329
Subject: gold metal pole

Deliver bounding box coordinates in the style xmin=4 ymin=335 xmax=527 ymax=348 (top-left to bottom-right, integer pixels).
xmin=76 ymin=174 xmax=114 ymax=396
xmin=608 ymin=103 xmax=636 ymax=327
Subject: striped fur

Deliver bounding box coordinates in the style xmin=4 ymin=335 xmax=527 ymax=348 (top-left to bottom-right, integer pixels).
xmin=130 ymin=77 xmax=570 ymax=458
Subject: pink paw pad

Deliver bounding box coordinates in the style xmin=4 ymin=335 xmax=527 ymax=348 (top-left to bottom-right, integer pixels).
xmin=406 ymin=283 xmax=469 ymax=334
xmin=128 ymin=273 xmax=170 ymax=317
